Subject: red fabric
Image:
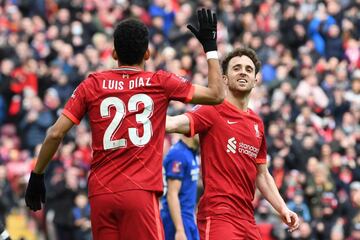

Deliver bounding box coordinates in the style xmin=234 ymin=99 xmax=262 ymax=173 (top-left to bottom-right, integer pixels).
xmin=273 ymin=168 xmax=285 ymax=189
xmin=90 ymin=190 xmax=164 ymax=240
xmin=8 ymin=95 xmax=21 ymax=116
xmin=63 ymin=67 xmax=193 ymax=197
xmin=10 ymin=68 xmax=38 ymax=94
xmin=197 ymin=216 xmax=262 ymax=240
xmin=186 ymin=100 xmax=267 ymax=222
xmin=258 ymin=223 xmax=275 ymax=240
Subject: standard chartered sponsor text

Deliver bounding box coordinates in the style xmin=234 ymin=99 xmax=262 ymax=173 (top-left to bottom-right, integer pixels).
xmin=238 ymin=142 xmax=259 ymax=158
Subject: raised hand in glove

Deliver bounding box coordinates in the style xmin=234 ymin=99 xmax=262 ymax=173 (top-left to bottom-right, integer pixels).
xmin=25 ymin=171 xmax=46 ymax=211
xmin=187 ymin=8 xmax=218 ymax=53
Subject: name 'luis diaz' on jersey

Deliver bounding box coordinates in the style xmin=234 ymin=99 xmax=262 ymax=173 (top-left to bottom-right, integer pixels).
xmin=102 ymin=77 xmax=152 ymax=90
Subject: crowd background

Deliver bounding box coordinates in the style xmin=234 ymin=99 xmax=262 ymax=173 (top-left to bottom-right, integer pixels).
xmin=0 ymin=0 xmax=358 ymax=239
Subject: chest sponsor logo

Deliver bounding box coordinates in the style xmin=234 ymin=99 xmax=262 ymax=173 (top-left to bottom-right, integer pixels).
xmin=226 ymin=137 xmax=259 ymax=159
xmin=226 ymin=137 xmax=237 ymax=153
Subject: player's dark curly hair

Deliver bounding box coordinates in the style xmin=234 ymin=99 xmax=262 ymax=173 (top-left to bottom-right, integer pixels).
xmin=113 ymin=19 xmax=149 ymax=65
xmin=221 ymin=48 xmax=261 ymax=75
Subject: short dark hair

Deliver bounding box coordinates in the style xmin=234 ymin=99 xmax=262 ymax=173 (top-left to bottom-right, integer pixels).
xmin=221 ymin=48 xmax=261 ymax=75
xmin=113 ymin=19 xmax=149 ymax=65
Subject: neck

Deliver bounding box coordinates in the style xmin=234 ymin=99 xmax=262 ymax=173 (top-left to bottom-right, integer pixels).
xmin=117 ymin=61 xmax=145 ymax=70
xmin=226 ymin=90 xmax=250 ymax=111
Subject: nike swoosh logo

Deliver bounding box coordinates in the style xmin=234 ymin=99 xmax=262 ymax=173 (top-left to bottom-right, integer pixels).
xmin=227 ymin=120 xmax=238 ymax=124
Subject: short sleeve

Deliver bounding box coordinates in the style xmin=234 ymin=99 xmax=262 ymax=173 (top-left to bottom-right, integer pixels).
xmin=62 ymin=80 xmax=88 ymax=125
xmin=157 ymin=70 xmax=194 ymax=103
xmin=185 ymin=105 xmax=215 ymax=137
xmin=256 ymin=123 xmax=267 ymax=164
xmin=164 ymin=151 xmax=187 ymax=180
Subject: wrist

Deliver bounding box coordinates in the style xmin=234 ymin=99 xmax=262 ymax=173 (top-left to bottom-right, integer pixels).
xmin=279 ymin=205 xmax=289 ymax=214
xmin=32 ymin=171 xmax=44 ymax=176
xmin=203 ymin=40 xmax=217 ymax=52
xmin=206 ymin=51 xmax=218 ymax=60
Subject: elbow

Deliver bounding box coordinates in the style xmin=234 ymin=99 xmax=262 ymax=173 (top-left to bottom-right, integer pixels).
xmin=165 ymin=117 xmax=175 ymax=133
xmin=211 ymin=86 xmax=225 ymax=104
xmin=209 ymin=94 xmax=225 ymax=105
xmin=166 ymin=191 xmax=177 ymax=201
xmin=46 ymin=126 xmax=66 ymax=141
xmin=214 ymin=93 xmax=225 ymax=104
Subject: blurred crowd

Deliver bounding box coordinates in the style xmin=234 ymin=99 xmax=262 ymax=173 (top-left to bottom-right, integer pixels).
xmin=0 ymin=0 xmax=359 ymax=239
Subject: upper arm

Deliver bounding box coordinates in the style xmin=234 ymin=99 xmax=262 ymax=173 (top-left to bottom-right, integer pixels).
xmin=166 ymin=115 xmax=190 ymax=134
xmin=63 ymin=80 xmax=89 ymax=124
xmin=256 ymin=163 xmax=268 ymax=176
xmin=48 ymin=114 xmax=75 ymax=139
xmin=190 ymin=84 xmax=224 ymax=105
xmin=256 ymin=124 xmax=267 ymax=164
xmin=166 ymin=179 xmax=182 ymax=195
xmin=256 ymin=163 xmax=270 ymax=188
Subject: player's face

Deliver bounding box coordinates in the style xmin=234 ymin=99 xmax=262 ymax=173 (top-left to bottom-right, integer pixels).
xmin=224 ymin=55 xmax=257 ymax=93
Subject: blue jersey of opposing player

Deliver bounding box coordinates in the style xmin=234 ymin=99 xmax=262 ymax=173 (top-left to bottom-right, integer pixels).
xmin=161 ymin=139 xmax=200 ymax=240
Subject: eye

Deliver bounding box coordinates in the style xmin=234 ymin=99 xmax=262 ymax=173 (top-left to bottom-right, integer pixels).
xmin=246 ymin=67 xmax=253 ymax=73
xmin=233 ymin=66 xmax=240 ymax=71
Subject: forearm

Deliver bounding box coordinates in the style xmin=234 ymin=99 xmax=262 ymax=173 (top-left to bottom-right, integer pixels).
xmin=166 ymin=115 xmax=190 ymax=134
xmin=167 ymin=192 xmax=185 ymax=232
xmin=33 ymin=128 xmax=64 ymax=174
xmin=256 ymin=171 xmax=288 ymax=214
xmin=207 ymin=58 xmax=225 ymax=101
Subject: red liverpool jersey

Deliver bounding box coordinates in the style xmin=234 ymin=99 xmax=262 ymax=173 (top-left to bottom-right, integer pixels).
xmin=63 ymin=66 xmax=194 ymax=197
xmin=185 ymin=100 xmax=267 ymax=222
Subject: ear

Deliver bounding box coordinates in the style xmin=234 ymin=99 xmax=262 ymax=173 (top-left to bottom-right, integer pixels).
xmin=223 ymin=75 xmax=228 ymax=85
xmin=253 ymin=73 xmax=260 ymax=88
xmin=112 ymin=48 xmax=118 ymax=60
xmin=144 ymin=48 xmax=150 ymax=60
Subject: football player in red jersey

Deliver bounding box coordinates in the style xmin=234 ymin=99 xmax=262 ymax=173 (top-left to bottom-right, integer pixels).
xmin=167 ymin=48 xmax=300 ymax=240
xmin=25 ymin=9 xmax=225 ymax=240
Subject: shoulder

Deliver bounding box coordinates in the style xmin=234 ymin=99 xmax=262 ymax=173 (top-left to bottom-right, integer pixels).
xmin=155 ymin=70 xmax=189 ymax=82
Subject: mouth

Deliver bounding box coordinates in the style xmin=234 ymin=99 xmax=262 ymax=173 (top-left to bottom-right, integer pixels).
xmin=237 ymin=79 xmax=248 ymax=84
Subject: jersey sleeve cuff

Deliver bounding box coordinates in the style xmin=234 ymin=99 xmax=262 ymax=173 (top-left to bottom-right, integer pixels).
xmin=184 ymin=113 xmax=195 ymax=137
xmin=185 ymin=85 xmax=195 ymax=103
xmin=62 ymin=109 xmax=80 ymax=125
xmin=256 ymin=158 xmax=267 ymax=164
xmin=167 ymin=176 xmax=183 ymax=180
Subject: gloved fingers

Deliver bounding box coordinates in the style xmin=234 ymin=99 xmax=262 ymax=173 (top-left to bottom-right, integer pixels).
xmin=207 ymin=9 xmax=213 ymax=25
xmin=213 ymin=13 xmax=217 ymax=25
xmin=26 ymin=196 xmax=42 ymax=211
xmin=187 ymin=25 xmax=199 ymax=37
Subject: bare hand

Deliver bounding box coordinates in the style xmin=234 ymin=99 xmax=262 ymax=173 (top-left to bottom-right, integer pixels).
xmin=280 ymin=208 xmax=300 ymax=232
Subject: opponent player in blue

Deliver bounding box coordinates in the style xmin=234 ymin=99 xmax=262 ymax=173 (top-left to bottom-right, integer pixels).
xmin=161 ymin=136 xmax=200 ymax=240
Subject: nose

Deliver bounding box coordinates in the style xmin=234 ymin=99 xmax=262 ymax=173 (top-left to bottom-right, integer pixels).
xmin=238 ymin=71 xmax=247 ymax=77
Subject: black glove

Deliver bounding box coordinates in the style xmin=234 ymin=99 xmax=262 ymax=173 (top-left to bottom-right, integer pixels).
xmin=25 ymin=171 xmax=46 ymax=211
xmin=187 ymin=8 xmax=217 ymax=52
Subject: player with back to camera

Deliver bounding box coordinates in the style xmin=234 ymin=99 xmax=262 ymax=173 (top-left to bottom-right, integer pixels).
xmin=24 ymin=9 xmax=224 ymax=240
xmin=166 ymin=47 xmax=300 ymax=239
